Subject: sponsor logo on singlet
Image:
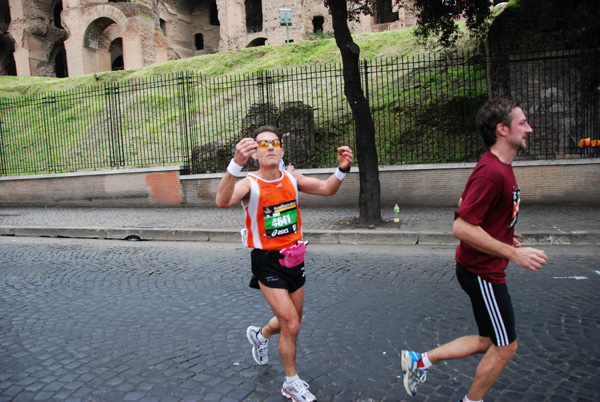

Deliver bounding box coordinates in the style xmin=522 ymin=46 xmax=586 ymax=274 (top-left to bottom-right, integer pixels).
xmin=263 ymin=201 xmax=299 ymax=238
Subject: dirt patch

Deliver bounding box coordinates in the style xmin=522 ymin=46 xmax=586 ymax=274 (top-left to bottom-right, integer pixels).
xmin=333 ymin=217 xmax=402 ymax=230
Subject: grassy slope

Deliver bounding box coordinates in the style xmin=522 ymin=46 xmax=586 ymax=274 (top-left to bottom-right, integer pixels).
xmin=0 ymin=26 xmax=474 ymax=98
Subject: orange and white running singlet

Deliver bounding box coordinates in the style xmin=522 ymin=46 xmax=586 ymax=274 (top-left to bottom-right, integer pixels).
xmin=243 ymin=171 xmax=303 ymax=250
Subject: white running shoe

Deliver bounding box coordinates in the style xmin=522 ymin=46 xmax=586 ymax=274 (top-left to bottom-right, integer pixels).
xmin=246 ymin=325 xmax=268 ymax=365
xmin=401 ymin=350 xmax=428 ymax=396
xmin=281 ymin=378 xmax=316 ymax=402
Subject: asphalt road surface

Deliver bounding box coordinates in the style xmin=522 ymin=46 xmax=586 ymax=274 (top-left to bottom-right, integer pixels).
xmin=1 ymin=237 xmax=598 ymax=401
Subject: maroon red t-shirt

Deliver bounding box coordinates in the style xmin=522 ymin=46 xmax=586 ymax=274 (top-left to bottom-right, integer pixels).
xmin=455 ymin=151 xmax=521 ymax=284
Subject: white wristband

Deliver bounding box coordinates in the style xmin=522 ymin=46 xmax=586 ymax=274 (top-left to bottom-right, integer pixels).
xmin=227 ymin=159 xmax=243 ymax=177
xmin=335 ymin=167 xmax=346 ymax=181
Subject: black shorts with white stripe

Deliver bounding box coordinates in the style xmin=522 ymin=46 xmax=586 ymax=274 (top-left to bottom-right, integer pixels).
xmin=456 ymin=262 xmax=517 ymax=346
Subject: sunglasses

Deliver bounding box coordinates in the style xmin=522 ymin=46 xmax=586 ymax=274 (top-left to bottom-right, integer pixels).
xmin=256 ymin=139 xmax=281 ymax=148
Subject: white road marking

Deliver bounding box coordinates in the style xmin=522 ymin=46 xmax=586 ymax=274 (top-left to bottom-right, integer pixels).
xmin=553 ymin=276 xmax=588 ymax=280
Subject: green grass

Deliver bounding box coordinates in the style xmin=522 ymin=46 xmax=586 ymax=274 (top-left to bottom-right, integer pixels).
xmin=0 ymin=25 xmax=475 ymax=98
xmin=0 ymin=24 xmax=486 ymax=175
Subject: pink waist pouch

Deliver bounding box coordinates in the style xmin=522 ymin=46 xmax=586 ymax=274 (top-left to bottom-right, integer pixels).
xmin=279 ymin=241 xmax=308 ymax=268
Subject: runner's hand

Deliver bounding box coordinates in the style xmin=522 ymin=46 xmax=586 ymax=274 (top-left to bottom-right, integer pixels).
xmin=337 ymin=146 xmax=353 ymax=169
xmin=513 ymin=247 xmax=548 ymax=272
xmin=234 ymin=138 xmax=258 ymax=166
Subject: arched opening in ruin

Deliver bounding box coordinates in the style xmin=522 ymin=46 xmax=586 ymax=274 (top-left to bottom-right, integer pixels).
xmin=83 ymin=17 xmax=120 ymax=74
xmin=190 ymin=0 xmax=220 ymax=55
xmin=112 ymin=55 xmax=124 ymax=71
xmin=312 ymin=16 xmax=324 ymax=33
xmin=0 ymin=39 xmax=16 ymax=76
xmin=209 ymin=1 xmax=220 ymax=26
xmin=194 ymin=33 xmax=204 ymax=50
xmin=0 ymin=0 xmax=15 ymax=76
xmin=160 ymin=18 xmax=167 ymax=37
xmin=110 ymin=38 xmax=124 ymax=71
xmin=247 ymin=38 xmax=266 ymax=48
xmin=51 ymin=41 xmax=68 ymax=78
xmin=374 ymin=0 xmax=399 ymax=24
xmin=53 ymin=1 xmax=64 ymax=29
xmin=245 ymin=0 xmax=263 ymax=33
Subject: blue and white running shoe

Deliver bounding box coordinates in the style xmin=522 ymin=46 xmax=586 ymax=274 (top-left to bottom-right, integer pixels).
xmin=401 ymin=350 xmax=428 ymax=396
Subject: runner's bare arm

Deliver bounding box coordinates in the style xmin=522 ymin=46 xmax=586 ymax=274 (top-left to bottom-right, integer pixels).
xmin=453 ymin=216 xmax=548 ymax=271
xmin=293 ymin=146 xmax=353 ymax=196
xmin=215 ymin=138 xmax=257 ymax=208
xmin=215 ymin=176 xmax=251 ymax=208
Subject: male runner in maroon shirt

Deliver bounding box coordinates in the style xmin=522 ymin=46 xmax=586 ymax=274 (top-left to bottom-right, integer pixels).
xmin=401 ymin=97 xmax=548 ymax=402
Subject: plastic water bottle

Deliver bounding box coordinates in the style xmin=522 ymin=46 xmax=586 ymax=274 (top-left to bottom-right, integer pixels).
xmin=394 ymin=204 xmax=400 ymax=222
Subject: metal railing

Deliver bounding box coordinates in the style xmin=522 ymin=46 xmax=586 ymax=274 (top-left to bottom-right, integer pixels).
xmin=490 ymin=48 xmax=600 ymax=159
xmin=0 ymin=48 xmax=597 ymax=176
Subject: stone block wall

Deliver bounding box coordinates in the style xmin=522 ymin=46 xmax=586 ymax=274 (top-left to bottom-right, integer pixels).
xmin=179 ymin=159 xmax=599 ymax=208
xmin=0 ymin=166 xmax=183 ymax=207
xmin=1 ymin=160 xmax=597 ymax=209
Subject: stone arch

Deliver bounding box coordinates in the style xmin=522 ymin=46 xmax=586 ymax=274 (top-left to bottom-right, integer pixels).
xmin=84 ymin=17 xmax=118 ymax=49
xmin=78 ymin=5 xmax=128 ymax=75
xmin=100 ymin=22 xmax=123 ymax=50
xmin=82 ymin=17 xmax=121 ymax=74
xmin=81 ymin=5 xmax=128 ymax=45
xmin=247 ymin=37 xmax=266 ymax=47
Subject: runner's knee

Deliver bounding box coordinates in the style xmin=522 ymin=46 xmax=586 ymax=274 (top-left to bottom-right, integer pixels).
xmin=281 ymin=317 xmax=300 ymax=336
xmin=477 ymin=336 xmax=493 ymax=353
xmin=495 ymin=340 xmax=518 ymax=360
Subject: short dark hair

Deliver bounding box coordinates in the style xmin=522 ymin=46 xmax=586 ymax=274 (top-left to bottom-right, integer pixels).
xmin=476 ymin=97 xmax=519 ymax=147
xmin=251 ymin=125 xmax=282 ymax=141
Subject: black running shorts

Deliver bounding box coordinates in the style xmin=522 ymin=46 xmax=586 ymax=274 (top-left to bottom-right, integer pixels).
xmin=249 ymin=248 xmax=306 ymax=293
xmin=456 ymin=263 xmax=517 ymax=346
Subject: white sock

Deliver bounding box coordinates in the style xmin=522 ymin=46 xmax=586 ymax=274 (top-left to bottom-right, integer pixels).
xmin=464 ymin=396 xmax=483 ymax=402
xmin=257 ymin=329 xmax=267 ymax=343
xmin=285 ymin=375 xmax=299 ymax=384
xmin=420 ymin=352 xmax=433 ymax=370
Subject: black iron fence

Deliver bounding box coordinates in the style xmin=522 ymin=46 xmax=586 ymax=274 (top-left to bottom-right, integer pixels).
xmin=0 ymin=48 xmax=597 ymax=176
xmin=490 ymin=48 xmax=600 ymax=159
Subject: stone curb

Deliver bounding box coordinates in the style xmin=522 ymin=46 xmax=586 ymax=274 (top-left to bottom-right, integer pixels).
xmin=1 ymin=226 xmax=598 ymax=246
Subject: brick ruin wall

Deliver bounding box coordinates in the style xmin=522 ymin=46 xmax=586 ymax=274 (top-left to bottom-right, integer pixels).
xmin=2 ymin=0 xmax=417 ymax=78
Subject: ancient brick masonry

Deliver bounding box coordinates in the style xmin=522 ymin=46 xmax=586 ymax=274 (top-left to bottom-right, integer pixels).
xmin=3 ymin=0 xmax=416 ymax=78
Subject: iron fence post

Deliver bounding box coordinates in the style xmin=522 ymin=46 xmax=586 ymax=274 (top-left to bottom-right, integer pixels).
xmin=363 ymin=59 xmax=370 ymax=105
xmin=178 ymin=72 xmax=191 ymax=170
xmin=0 ymin=112 xmax=5 ymax=176
xmin=41 ymin=95 xmax=56 ymax=173
xmin=104 ymin=83 xmax=125 ymax=167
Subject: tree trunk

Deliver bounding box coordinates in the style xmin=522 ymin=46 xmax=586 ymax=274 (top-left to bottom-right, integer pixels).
xmin=327 ymin=0 xmax=382 ymax=224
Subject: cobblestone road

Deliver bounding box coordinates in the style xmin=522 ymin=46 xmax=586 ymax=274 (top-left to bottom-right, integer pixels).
xmin=0 ymin=238 xmax=598 ymax=401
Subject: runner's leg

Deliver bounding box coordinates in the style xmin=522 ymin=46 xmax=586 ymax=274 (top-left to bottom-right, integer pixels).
xmin=427 ymin=335 xmax=492 ymax=364
xmin=259 ymin=284 xmax=304 ymax=377
xmin=467 ymin=340 xmax=518 ymax=400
